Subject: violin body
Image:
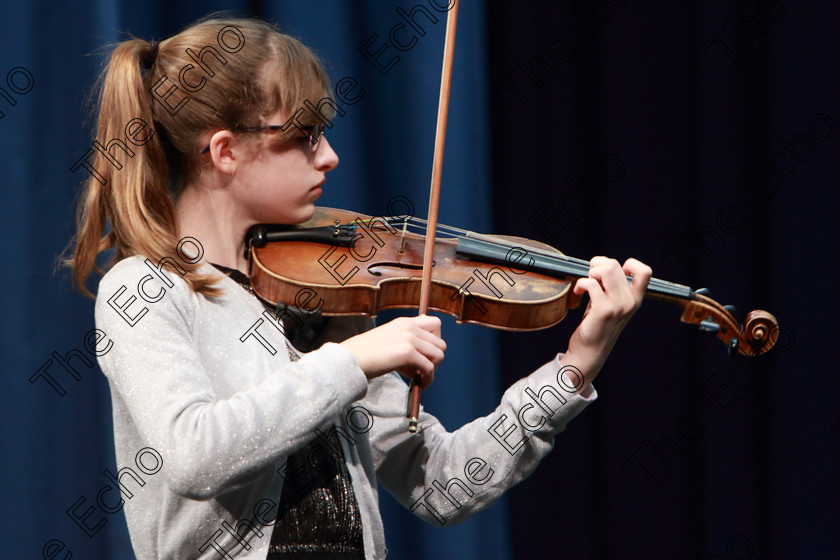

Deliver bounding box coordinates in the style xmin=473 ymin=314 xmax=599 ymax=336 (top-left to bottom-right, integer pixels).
xmin=249 ymin=208 xmax=579 ymax=331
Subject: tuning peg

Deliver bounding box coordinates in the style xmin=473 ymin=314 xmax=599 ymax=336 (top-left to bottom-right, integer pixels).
xmin=699 ymin=318 xmax=720 ymax=334
xmin=723 ymin=305 xmax=737 ymax=315
xmin=695 ymin=288 xmax=711 ymax=296
xmin=727 ymin=337 xmax=739 ymax=356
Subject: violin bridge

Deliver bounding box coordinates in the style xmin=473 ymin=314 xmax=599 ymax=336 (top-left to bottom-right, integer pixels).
xmin=398 ymin=220 xmax=408 ymax=254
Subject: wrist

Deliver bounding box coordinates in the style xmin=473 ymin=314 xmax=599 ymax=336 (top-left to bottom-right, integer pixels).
xmin=560 ymin=347 xmax=607 ymax=392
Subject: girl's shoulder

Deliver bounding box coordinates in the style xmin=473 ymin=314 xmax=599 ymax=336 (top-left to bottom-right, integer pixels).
xmin=99 ymin=254 xmax=229 ymax=289
xmin=98 ymin=254 xmax=198 ymax=296
xmin=99 ymin=254 xmax=153 ymax=284
xmin=95 ymin=256 xmax=228 ymax=326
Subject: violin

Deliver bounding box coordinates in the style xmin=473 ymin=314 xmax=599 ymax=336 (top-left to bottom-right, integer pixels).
xmin=248 ymin=2 xmax=777 ymax=433
xmin=246 ymin=206 xmax=779 ymax=357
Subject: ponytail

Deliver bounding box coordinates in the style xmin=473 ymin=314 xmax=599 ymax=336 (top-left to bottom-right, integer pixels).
xmin=68 ymin=38 xmax=219 ymax=297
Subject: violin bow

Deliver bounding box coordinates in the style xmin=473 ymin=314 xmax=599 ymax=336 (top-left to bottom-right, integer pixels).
xmin=407 ymin=0 xmax=459 ymax=433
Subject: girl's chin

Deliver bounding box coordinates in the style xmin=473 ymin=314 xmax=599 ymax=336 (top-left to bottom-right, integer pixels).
xmin=289 ymin=204 xmax=317 ymax=225
xmin=255 ymin=205 xmax=315 ymax=226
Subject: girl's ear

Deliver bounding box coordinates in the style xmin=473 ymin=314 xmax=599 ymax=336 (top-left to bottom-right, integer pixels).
xmin=207 ymin=130 xmax=239 ymax=174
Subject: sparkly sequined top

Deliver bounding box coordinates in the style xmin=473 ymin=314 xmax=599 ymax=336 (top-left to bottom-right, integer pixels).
xmin=95 ymin=258 xmax=596 ymax=559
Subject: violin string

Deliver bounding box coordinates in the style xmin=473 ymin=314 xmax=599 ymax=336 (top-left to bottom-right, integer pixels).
xmin=387 ymin=216 xmax=660 ymax=280
xmin=393 ymin=216 xmax=579 ymax=264
xmin=397 ymin=218 xmax=597 ymax=282
xmin=387 ymin=216 xmax=681 ymax=290
xmin=383 ymin=216 xmax=686 ymax=293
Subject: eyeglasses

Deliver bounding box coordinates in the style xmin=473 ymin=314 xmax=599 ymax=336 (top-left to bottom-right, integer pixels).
xmin=199 ymin=123 xmax=326 ymax=154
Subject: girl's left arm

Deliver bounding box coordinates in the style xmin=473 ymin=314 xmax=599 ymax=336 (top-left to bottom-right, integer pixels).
xmin=367 ymin=356 xmax=595 ymax=527
xmin=366 ymin=257 xmax=650 ymax=526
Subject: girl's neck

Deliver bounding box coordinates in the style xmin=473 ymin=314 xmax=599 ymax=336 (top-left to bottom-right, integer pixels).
xmin=175 ymin=184 xmax=250 ymax=275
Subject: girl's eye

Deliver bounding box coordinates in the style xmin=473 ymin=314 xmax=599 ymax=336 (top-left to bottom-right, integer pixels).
xmin=298 ymin=124 xmax=325 ymax=150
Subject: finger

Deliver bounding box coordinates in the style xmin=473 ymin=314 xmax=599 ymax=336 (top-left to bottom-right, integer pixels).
xmin=398 ymin=330 xmax=444 ymax=369
xmin=403 ymin=358 xmax=435 ymax=389
xmin=588 ymin=258 xmax=632 ymax=306
xmin=622 ymin=258 xmax=652 ymax=299
xmin=411 ymin=327 xmax=447 ymax=352
xmin=411 ymin=328 xmax=444 ymax=388
xmin=414 ymin=314 xmax=443 ymax=337
xmin=419 ymin=367 xmax=435 ymax=390
xmin=572 ymin=277 xmax=608 ymax=309
xmin=411 ymin=337 xmax=446 ymax=367
xmin=383 ymin=317 xmax=442 ymax=345
xmin=403 ymin=315 xmax=446 ymax=352
xmin=400 ymin=366 xmax=434 ymax=391
xmin=588 ymin=257 xmax=625 ymax=290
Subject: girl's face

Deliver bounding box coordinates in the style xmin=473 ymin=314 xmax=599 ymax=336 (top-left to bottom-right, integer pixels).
xmin=228 ymin=116 xmax=339 ymax=226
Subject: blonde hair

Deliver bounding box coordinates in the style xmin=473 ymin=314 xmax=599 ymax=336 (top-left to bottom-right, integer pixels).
xmin=68 ymin=17 xmax=333 ymax=297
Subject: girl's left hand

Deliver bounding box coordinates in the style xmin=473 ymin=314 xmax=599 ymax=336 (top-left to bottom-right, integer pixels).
xmin=562 ymin=257 xmax=652 ymax=390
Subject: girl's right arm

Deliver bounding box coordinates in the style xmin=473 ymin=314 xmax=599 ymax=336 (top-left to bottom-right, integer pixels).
xmin=95 ymin=258 xmax=370 ymax=500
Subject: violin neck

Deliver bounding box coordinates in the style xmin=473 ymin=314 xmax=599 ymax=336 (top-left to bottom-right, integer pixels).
xmin=455 ymin=236 xmax=694 ymax=301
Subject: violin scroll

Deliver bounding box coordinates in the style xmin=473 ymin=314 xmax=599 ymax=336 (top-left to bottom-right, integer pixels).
xmin=743 ymin=309 xmax=779 ymax=355
xmin=678 ymin=292 xmax=778 ymax=357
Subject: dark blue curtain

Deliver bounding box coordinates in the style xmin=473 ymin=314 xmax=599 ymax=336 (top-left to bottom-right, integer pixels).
xmin=2 ymin=1 xmax=838 ymax=559
xmin=2 ymin=1 xmax=504 ymax=558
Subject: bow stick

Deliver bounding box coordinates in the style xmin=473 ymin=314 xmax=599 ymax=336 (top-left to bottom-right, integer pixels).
xmin=407 ymin=1 xmax=459 ymax=433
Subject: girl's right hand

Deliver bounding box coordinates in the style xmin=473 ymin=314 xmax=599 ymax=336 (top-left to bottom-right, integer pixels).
xmin=339 ymin=315 xmax=446 ymax=388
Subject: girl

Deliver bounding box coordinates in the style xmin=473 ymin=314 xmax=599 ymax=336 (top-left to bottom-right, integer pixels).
xmin=69 ymin=16 xmax=651 ymax=560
